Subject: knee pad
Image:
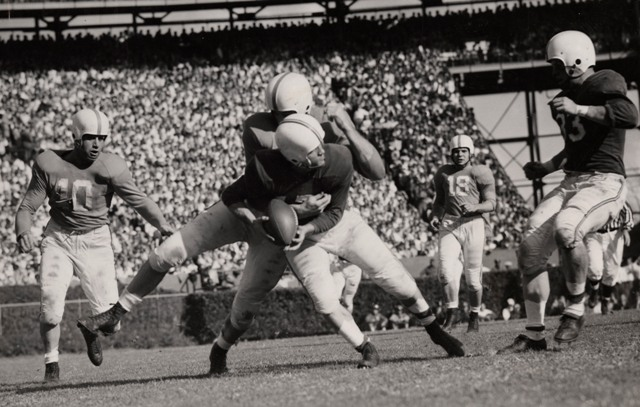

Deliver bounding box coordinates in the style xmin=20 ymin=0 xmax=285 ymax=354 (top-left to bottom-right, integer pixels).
xmin=314 ymin=298 xmax=341 ymax=316
xmin=518 ymin=242 xmax=545 ymax=277
xmin=554 ymin=227 xmax=578 ymax=249
xmin=39 ymin=310 xmax=63 ymax=326
xmin=230 ymin=309 xmax=255 ymax=332
xmin=148 ymin=233 xmax=188 ymax=272
xmin=466 ymin=272 xmax=483 ymax=292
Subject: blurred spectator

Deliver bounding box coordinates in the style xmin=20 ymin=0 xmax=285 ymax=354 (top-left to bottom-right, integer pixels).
xmin=389 ymin=304 xmax=411 ymax=329
xmin=365 ymin=304 xmax=388 ymax=331
xmin=477 ymin=303 xmax=496 ymax=321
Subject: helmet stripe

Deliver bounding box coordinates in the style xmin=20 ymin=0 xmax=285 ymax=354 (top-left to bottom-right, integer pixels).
xmin=271 ymin=72 xmax=291 ymax=111
xmin=286 ymin=117 xmax=324 ymax=144
xmin=91 ymin=108 xmax=102 ymax=135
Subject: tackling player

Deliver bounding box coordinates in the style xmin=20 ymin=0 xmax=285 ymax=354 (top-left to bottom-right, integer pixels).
xmin=430 ymin=135 xmax=496 ymax=333
xmin=15 ymin=109 xmax=173 ymax=382
xmin=76 ymin=72 xmax=385 ymax=357
xmin=585 ymin=203 xmax=634 ymax=314
xmin=499 ymin=31 xmax=638 ymax=353
xmin=209 ymin=114 xmax=464 ymax=373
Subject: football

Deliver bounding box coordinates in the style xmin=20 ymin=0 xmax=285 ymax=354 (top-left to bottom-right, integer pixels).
xmin=264 ymin=199 xmax=298 ymax=246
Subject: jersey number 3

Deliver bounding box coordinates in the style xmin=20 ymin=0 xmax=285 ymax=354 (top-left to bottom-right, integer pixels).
xmin=556 ymin=113 xmax=586 ymax=142
xmin=448 ymin=175 xmax=471 ymax=196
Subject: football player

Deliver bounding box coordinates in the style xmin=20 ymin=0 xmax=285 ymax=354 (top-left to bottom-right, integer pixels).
xmin=499 ymin=31 xmax=638 ymax=353
xmin=585 ymin=203 xmax=634 ymax=314
xmin=15 ymin=109 xmax=173 ymax=382
xmin=209 ymin=114 xmax=464 ymax=373
xmin=430 ymin=135 xmax=496 ymax=333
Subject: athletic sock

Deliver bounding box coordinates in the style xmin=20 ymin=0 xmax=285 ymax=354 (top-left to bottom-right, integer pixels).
xmin=118 ymin=288 xmax=143 ymax=312
xmin=44 ymin=349 xmax=59 ymax=364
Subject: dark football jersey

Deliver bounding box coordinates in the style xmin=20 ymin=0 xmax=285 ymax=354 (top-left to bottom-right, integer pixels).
xmin=222 ymin=144 xmax=354 ymax=233
xmin=551 ymin=70 xmax=638 ymax=176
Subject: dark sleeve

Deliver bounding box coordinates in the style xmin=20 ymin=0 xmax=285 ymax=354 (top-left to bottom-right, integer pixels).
xmin=432 ymin=167 xmax=446 ymax=218
xmin=604 ymin=97 xmax=638 ymax=129
xmin=221 ymin=158 xmax=273 ymax=210
xmin=15 ymin=162 xmax=48 ymax=237
xmin=242 ymin=119 xmax=262 ymax=164
xmin=306 ymin=152 xmax=354 ymax=233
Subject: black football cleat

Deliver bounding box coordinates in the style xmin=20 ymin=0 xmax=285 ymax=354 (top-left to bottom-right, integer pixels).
xmin=601 ymin=298 xmax=610 ymax=315
xmin=209 ymin=343 xmax=229 ymax=375
xmin=497 ymin=334 xmax=547 ymax=354
xmin=356 ymin=340 xmax=380 ymax=369
xmin=467 ymin=311 xmax=479 ymax=333
xmin=426 ymin=322 xmax=465 ymax=357
xmin=441 ymin=308 xmax=459 ymax=332
xmin=554 ymin=314 xmax=585 ymax=344
xmin=587 ymin=288 xmax=599 ymax=309
xmin=44 ymin=362 xmax=60 ymax=382
xmin=77 ymin=303 xmax=126 ymax=336
xmin=77 ymin=324 xmax=103 ymax=366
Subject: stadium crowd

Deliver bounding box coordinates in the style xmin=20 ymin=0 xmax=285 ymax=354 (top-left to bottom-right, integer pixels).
xmin=0 ymin=0 xmax=634 ymax=286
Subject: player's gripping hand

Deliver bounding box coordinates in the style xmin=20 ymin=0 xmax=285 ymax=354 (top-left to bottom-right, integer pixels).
xmin=291 ymin=193 xmax=331 ymax=220
xmin=326 ymin=102 xmax=357 ymax=133
xmin=429 ymin=217 xmax=441 ymax=231
xmin=16 ymin=232 xmax=36 ymax=253
xmin=523 ymin=161 xmax=549 ymax=180
xmin=460 ymin=203 xmax=478 ymax=216
xmin=157 ymin=223 xmax=175 ymax=237
xmin=286 ymin=224 xmax=315 ymax=251
xmin=549 ymin=96 xmax=579 ymax=115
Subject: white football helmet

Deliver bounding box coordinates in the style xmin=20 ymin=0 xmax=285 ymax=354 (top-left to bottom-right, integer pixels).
xmin=450 ymin=135 xmax=475 ymax=155
xmin=275 ymin=113 xmax=324 ymax=165
xmin=71 ymin=108 xmax=110 ymax=141
xmin=546 ymin=30 xmax=596 ymax=78
xmin=265 ymin=72 xmax=313 ymax=114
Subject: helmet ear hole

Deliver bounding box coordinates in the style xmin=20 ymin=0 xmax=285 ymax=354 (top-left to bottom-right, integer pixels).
xmin=575 ymin=59 xmax=582 ymax=65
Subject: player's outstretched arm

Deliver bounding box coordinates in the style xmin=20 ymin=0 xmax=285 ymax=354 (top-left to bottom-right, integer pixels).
xmin=15 ymin=161 xmax=48 ymax=253
xmin=109 ymin=160 xmax=173 ymax=235
xmin=326 ymin=103 xmax=385 ymax=181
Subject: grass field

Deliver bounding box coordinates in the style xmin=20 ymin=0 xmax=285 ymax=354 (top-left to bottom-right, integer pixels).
xmin=2 ymin=310 xmax=640 ymax=407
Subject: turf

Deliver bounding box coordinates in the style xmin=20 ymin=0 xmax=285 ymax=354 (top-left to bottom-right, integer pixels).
xmin=2 ymin=310 xmax=639 ymax=407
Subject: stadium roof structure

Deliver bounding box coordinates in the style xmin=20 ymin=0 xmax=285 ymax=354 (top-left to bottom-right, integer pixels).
xmin=0 ymin=0 xmax=547 ymax=38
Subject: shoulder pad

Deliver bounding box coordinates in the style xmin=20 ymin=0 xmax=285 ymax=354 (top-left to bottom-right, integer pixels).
xmin=587 ymin=70 xmax=628 ymax=95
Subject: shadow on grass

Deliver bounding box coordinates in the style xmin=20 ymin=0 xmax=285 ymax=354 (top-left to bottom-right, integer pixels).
xmin=11 ymin=354 xmax=456 ymax=394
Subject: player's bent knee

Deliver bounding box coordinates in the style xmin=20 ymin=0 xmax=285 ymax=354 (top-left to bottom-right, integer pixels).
xmin=314 ymin=299 xmax=340 ymax=316
xmin=148 ymin=234 xmax=189 ymax=273
xmin=40 ymin=312 xmax=62 ymax=327
xmin=554 ymin=227 xmax=577 ymax=249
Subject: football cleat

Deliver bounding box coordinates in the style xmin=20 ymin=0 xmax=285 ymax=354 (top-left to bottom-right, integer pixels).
xmin=356 ymin=340 xmax=380 ymax=369
xmin=441 ymin=308 xmax=459 ymax=332
xmin=209 ymin=343 xmax=229 ymax=375
xmin=426 ymin=322 xmax=465 ymax=357
xmin=497 ymin=334 xmax=547 ymax=354
xmin=44 ymin=362 xmax=60 ymax=382
xmin=467 ymin=311 xmax=479 ymax=333
xmin=600 ymin=298 xmax=610 ymax=315
xmin=77 ymin=303 xmax=126 ymax=336
xmin=554 ymin=314 xmax=585 ymax=343
xmin=78 ymin=324 xmax=103 ymax=366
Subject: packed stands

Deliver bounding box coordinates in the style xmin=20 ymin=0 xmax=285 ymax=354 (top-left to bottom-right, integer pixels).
xmin=0 ymin=0 xmax=634 ymax=285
